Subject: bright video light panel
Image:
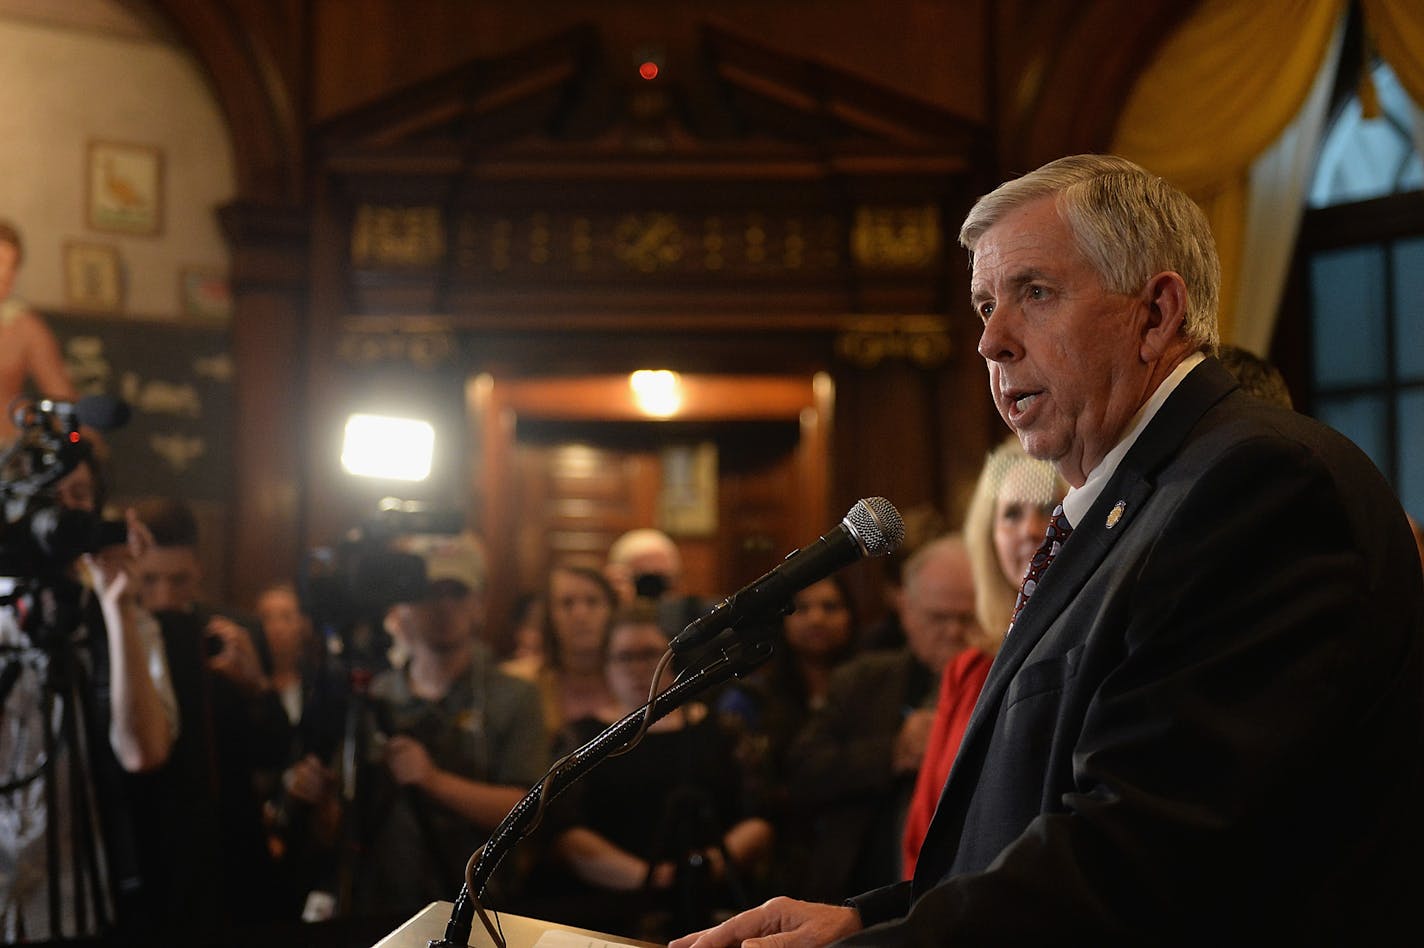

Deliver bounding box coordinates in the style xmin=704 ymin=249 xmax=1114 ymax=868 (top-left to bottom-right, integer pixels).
xmin=341 ymin=413 xmax=434 ymax=481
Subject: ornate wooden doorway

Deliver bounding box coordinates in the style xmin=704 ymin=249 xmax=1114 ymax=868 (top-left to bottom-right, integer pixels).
xmin=469 ymin=372 xmax=831 ymax=638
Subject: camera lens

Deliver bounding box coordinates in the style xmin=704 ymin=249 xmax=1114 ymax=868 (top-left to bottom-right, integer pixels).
xmin=95 ymin=519 xmax=128 ymax=548
xmin=634 ymin=572 xmax=670 ymax=599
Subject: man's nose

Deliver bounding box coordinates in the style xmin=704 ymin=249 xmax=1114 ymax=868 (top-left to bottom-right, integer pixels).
xmin=977 ymin=307 xmax=1021 ymax=363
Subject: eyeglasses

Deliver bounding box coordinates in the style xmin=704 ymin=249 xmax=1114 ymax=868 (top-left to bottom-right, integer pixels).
xmin=607 ymin=648 xmax=664 ymax=665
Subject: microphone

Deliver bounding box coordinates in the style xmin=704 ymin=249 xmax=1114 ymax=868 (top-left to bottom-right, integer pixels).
xmin=38 ymin=395 xmax=132 ymax=431
xmin=670 ymin=497 xmax=905 ymax=654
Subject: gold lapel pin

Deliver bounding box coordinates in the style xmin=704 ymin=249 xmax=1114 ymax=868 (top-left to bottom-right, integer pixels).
xmin=1105 ymin=500 xmax=1127 ymax=529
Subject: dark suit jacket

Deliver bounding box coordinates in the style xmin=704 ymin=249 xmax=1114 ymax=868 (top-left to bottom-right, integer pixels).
xmin=786 ymin=649 xmax=936 ymax=901
xmin=846 ymin=359 xmax=1424 ymax=945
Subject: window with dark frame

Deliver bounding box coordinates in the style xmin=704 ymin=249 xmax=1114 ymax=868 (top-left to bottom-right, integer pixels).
xmin=1298 ymin=58 xmax=1423 ymax=523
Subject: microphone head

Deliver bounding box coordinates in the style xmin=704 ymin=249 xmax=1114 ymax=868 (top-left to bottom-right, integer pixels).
xmin=76 ymin=394 xmax=131 ymax=431
xmin=844 ymin=497 xmax=905 ymax=556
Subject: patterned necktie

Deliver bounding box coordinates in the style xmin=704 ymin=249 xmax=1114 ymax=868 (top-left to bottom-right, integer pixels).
xmin=1009 ymin=504 xmax=1073 ymax=628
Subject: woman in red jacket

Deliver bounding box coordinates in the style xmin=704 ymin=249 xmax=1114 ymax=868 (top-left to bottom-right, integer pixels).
xmin=901 ymin=438 xmax=1065 ymax=877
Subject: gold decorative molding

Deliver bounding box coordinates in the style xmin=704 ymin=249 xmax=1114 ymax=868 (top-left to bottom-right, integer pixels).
xmin=835 ymin=316 xmax=953 ymax=368
xmin=436 ymin=210 xmax=843 ymax=277
xmin=351 ymin=204 xmax=445 ymax=267
xmin=613 ymin=212 xmax=684 ymax=272
xmin=851 ymin=204 xmax=941 ymax=270
xmin=336 ymin=325 xmax=458 ymax=368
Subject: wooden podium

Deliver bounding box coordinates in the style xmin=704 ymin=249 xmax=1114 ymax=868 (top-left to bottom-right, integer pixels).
xmin=373 ymin=902 xmax=664 ymax=948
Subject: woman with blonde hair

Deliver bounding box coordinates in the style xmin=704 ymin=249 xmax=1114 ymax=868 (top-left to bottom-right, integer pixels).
xmin=901 ymin=437 xmax=1065 ymax=876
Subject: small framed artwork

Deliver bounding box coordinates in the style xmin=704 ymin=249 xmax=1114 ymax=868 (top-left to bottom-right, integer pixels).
xmin=87 ymin=140 xmax=163 ymax=236
xmin=63 ymin=241 xmax=124 ymax=312
xmin=178 ymin=267 xmax=233 ymax=320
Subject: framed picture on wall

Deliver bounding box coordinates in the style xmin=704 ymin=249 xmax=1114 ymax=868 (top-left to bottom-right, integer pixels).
xmin=87 ymin=140 xmax=163 ymax=236
xmin=179 ymin=267 xmax=233 ymax=320
xmin=63 ymin=241 xmax=123 ymax=312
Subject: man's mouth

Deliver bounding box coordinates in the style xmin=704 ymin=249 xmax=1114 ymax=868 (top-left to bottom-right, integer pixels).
xmin=1006 ymin=390 xmax=1043 ymax=416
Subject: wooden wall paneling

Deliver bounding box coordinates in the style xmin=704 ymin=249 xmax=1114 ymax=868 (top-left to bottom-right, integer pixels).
xmin=472 ymin=375 xmax=516 ymax=633
xmin=218 ymin=201 xmax=310 ymax=607
xmin=153 ymin=0 xmax=306 ymax=202
xmin=715 ymin=426 xmax=802 ymax=599
xmin=301 ymin=175 xmax=358 ymax=558
xmin=473 ymin=372 xmax=826 ymax=631
xmin=994 ymin=0 xmax=1197 ymax=170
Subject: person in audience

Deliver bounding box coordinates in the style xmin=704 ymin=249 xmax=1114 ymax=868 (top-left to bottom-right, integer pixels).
xmin=345 ymin=531 xmax=547 ymax=920
xmin=537 ymin=601 xmax=772 ymax=942
xmin=782 ymin=535 xmax=979 ymax=902
xmin=605 ymin=527 xmax=712 ymax=640
xmin=902 ymin=438 xmax=1065 ymax=876
xmin=502 ymin=564 xmax=618 ymax=737
xmin=128 ymin=496 xmax=292 ymax=930
xmin=857 ymin=504 xmax=949 ymax=652
xmin=0 ymin=218 xmax=77 ymax=445
xmin=716 ymin=575 xmax=859 ymax=895
xmin=1216 ymin=342 xmax=1293 ymax=408
xmin=672 ymin=153 xmax=1422 ymax=948
xmin=499 ymin=589 xmax=545 ymax=663
xmin=250 ymin=581 xmax=349 ymax=920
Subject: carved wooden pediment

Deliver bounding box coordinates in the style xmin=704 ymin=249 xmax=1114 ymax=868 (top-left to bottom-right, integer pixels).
xmin=314 ymin=21 xmax=989 ymax=327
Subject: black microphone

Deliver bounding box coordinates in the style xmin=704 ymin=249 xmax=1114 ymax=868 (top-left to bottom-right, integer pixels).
xmin=670 ymin=497 xmax=905 ymax=654
xmin=35 ymin=395 xmax=132 ymax=431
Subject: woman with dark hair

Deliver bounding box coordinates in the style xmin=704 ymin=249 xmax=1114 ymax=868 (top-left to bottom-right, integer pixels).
xmin=537 ymin=602 xmax=771 ymax=942
xmin=501 ymin=564 xmax=617 ymax=739
xmin=716 ymin=573 xmax=859 ymax=897
xmin=251 ymin=582 xmax=349 ymax=918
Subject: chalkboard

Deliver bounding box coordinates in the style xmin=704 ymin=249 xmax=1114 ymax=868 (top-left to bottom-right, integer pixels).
xmin=44 ymin=311 xmax=234 ymax=503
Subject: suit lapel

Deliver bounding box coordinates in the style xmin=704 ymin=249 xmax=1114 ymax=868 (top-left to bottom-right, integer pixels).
xmin=913 ymin=358 xmax=1239 ymax=893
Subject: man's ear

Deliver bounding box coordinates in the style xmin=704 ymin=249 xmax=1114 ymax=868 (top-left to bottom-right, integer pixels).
xmin=1139 ymin=271 xmax=1188 ymax=362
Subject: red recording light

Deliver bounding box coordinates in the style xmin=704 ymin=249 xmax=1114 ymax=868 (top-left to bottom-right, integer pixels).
xmin=69 ymin=431 xmax=81 ymax=443
xmin=638 ymin=61 xmax=659 ymax=81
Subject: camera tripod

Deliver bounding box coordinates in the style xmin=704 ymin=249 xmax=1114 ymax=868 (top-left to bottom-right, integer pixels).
xmin=0 ymin=574 xmax=114 ymax=940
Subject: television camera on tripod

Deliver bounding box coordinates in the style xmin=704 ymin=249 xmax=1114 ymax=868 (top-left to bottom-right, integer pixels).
xmin=0 ymin=394 xmax=175 ymax=941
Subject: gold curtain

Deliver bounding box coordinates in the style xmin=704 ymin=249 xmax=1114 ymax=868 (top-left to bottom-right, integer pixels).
xmin=1363 ymin=0 xmax=1424 ymax=107
xmin=1111 ymin=0 xmax=1344 ymax=345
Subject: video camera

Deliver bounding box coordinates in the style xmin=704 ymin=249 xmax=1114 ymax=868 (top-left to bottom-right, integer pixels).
xmin=1 ymin=395 xmax=130 ymax=580
xmin=300 ymin=498 xmax=464 ymax=661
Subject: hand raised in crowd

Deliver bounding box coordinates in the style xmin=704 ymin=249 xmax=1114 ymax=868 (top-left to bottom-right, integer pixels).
xmin=280 ymin=753 xmax=342 ymax=844
xmin=206 ymin=614 xmax=268 ymax=693
xmin=384 ymin=734 xmax=437 ymax=789
xmin=893 ymin=707 xmax=935 ymax=774
xmin=283 ymin=753 xmax=336 ymax=806
xmin=80 ymin=507 xmax=151 ymax=613
xmin=669 ymin=897 xmax=862 ymax=948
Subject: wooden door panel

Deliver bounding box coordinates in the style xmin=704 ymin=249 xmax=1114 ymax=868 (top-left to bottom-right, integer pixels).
xmin=477 ymin=375 xmax=827 ymax=641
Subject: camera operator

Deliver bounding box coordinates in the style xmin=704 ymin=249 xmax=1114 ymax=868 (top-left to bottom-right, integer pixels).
xmin=329 ymin=531 xmax=547 ymax=923
xmin=127 ymin=496 xmax=293 ymax=932
xmin=0 ymin=451 xmax=178 ymax=941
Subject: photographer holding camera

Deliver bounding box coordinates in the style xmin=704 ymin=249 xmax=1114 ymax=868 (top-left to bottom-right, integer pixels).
xmin=333 ymin=531 xmax=547 ymax=923
xmin=126 ymin=496 xmax=296 ymax=932
xmin=1 ymin=439 xmax=178 ymax=940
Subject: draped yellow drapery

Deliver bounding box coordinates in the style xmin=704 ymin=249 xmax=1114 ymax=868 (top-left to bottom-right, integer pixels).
xmin=1110 ymin=0 xmax=1344 ymax=346
xmin=1362 ymin=0 xmax=1424 ymax=108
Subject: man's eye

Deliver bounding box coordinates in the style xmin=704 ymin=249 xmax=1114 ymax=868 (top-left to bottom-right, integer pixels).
xmin=978 ymin=302 xmax=994 ymax=320
xmin=1027 ymin=285 xmax=1047 ymax=301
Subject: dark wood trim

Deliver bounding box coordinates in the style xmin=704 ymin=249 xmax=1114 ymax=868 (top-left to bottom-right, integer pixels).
xmin=998 ymin=0 xmax=1199 ymax=169
xmin=1298 ymin=191 xmax=1424 ymax=250
xmin=150 ymin=0 xmax=306 ymax=203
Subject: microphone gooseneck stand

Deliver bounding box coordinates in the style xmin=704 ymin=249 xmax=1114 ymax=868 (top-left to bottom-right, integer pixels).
xmin=430 ymin=626 xmax=777 ymax=948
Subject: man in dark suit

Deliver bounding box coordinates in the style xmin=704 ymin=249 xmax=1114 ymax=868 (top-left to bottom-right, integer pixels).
xmin=783 ymin=535 xmax=979 ymax=901
xmin=672 ymin=154 xmax=1423 ymax=946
